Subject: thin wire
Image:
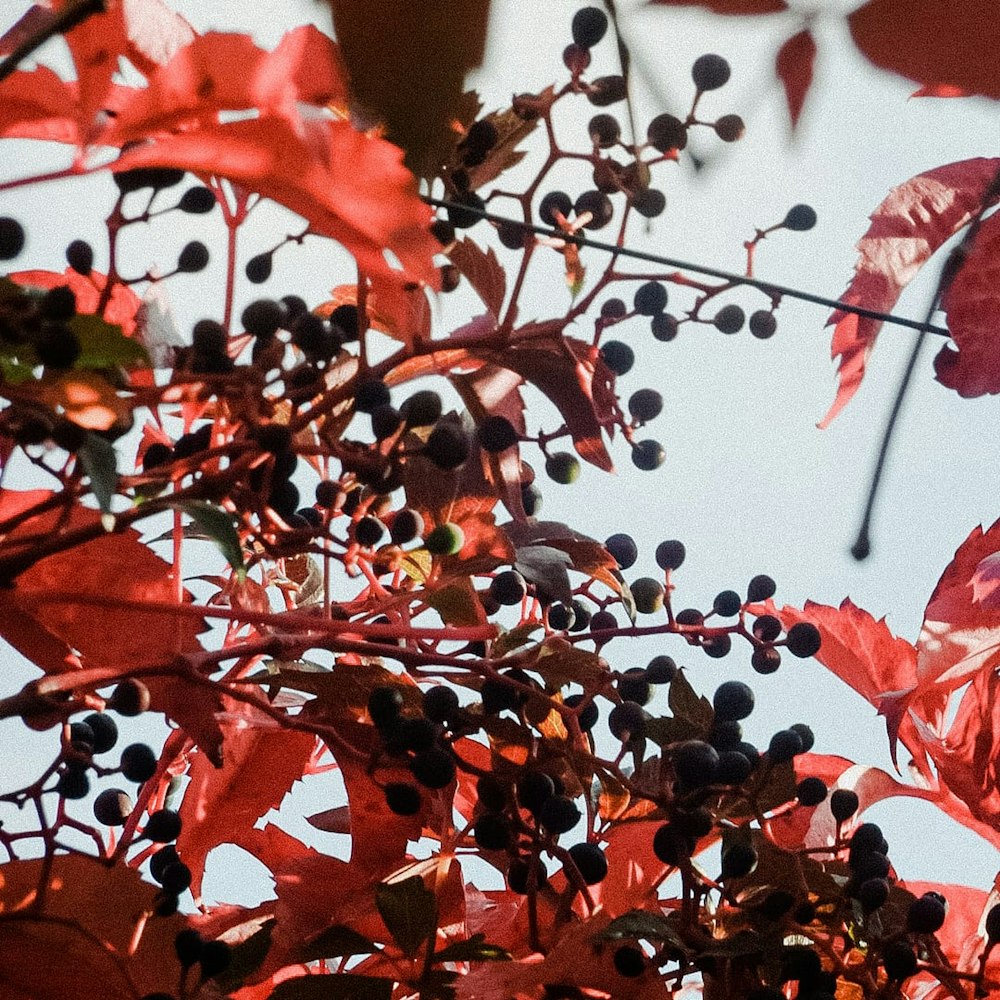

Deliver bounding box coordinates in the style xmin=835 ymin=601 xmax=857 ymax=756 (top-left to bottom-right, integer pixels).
xmin=423 ymin=195 xmax=952 ymax=338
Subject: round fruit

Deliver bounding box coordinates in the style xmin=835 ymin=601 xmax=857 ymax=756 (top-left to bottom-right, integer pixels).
xmin=652 ymin=823 xmax=689 ymax=865
xmin=521 ymin=482 xmax=542 ymax=516
xmin=588 ymin=113 xmax=620 ymax=147
xmin=390 ymin=508 xmax=423 ymax=545
xmin=716 ymin=750 xmax=752 ymax=785
xmin=179 ymin=186 xmax=217 ymax=213
xmin=608 ymin=701 xmax=646 ymax=741
xmin=0 ymin=217 xmax=26 ymax=259
xmin=546 ymin=452 xmax=581 ymax=484
xmin=57 ymin=765 xmax=90 ymax=799
xmin=647 ymin=113 xmax=687 ymax=153
xmin=447 ymin=191 xmax=486 ymax=229
xmin=753 ymin=615 xmax=782 ymax=642
xmin=882 ymin=941 xmax=917 ymax=982
xmin=121 ymin=743 xmax=158 ymax=783
xmin=692 ymin=53 xmax=731 ymax=91
xmin=424 ymin=425 xmax=470 ymax=469
xmin=371 ymin=405 xmax=401 ymax=440
xmin=425 ymin=522 xmax=465 ymax=556
xmin=94 ymin=788 xmax=133 ymax=826
xmin=655 ymin=539 xmax=685 ymax=570
xmin=353 ymin=516 xmax=384 ymax=548
xmin=400 ymin=390 xmax=443 ymax=427
xmin=574 ymin=190 xmax=613 ymax=230
xmin=713 ymin=590 xmax=742 ymax=617
xmin=422 ymin=685 xmax=460 ymax=724
xmin=749 ymin=310 xmax=777 ymax=339
xmin=587 ymin=75 xmax=627 ymax=106
xmin=564 ymin=693 xmax=599 ymax=732
xmin=145 ymin=809 xmax=182 ymax=843
xmin=605 ymin=533 xmax=637 ymax=568
xmin=613 ymin=945 xmax=645 ymax=977
xmin=645 ymin=655 xmax=676 ymax=684
xmin=851 ymin=851 xmax=890 ymax=883
xmin=177 ymin=241 xmax=209 ymax=273
xmin=702 ymin=633 xmax=732 ymax=658
xmin=767 ymin=729 xmax=803 ymax=763
xmin=829 ymin=788 xmax=860 ymax=822
xmin=368 ymin=686 xmax=404 ymax=727
xmin=601 ymin=297 xmax=628 ymax=319
xmin=490 ymin=570 xmax=528 ymax=606
xmin=618 ymin=667 xmax=651 ymax=706
xmin=858 ymin=877 xmax=889 ymax=913
xmin=714 ymin=114 xmax=745 ymax=142
xmin=245 ymin=253 xmax=272 ymax=283
xmin=796 ymin=777 xmax=827 ymax=806
xmin=790 ymin=723 xmax=815 ymax=752
xmin=507 ymin=857 xmax=547 ymax=894
xmin=907 ymin=893 xmax=947 ymax=933
xmin=630 ymin=577 xmax=664 ymax=614
xmin=83 ymin=713 xmax=118 ymax=753
xmin=65 ymin=239 xmax=93 ymax=275
xmin=539 ymin=794 xmax=581 ymax=834
xmin=568 ymin=842 xmax=608 ymax=884
xmin=631 ymin=440 xmax=665 ymax=471
xmin=547 ymin=602 xmax=576 ymax=631
xmin=160 ymin=861 xmax=192 ymax=894
xmin=651 ymin=313 xmax=679 ymax=341
xmin=539 ymin=191 xmax=573 ymax=226
xmin=672 ymin=740 xmax=719 ymax=788
xmin=478 ymin=415 xmax=519 ymax=452
xmin=410 ymin=748 xmax=456 ymax=789
xmin=634 ymin=281 xmax=667 ymax=316
xmin=474 ymin=812 xmax=511 ymax=850
xmin=786 ymin=622 xmax=822 ymax=657
xmin=174 ymin=928 xmax=203 ymax=967
xmin=590 ymin=609 xmax=617 ymax=631
xmin=199 ymin=940 xmax=232 ymax=980
xmin=572 ymin=6 xmax=608 ymax=47
xmin=628 ymin=388 xmax=663 ymax=422
xmin=150 ymin=845 xmax=179 ymax=884
xmin=599 ymin=340 xmax=633 ymax=375
xmin=747 ymin=574 xmax=777 ymax=602
xmin=713 ymin=304 xmax=745 ymax=334
xmin=721 ymin=842 xmax=758 ymax=879
xmin=783 ymin=204 xmax=817 ymax=231
xmin=713 ymin=680 xmax=755 ymax=722
xmin=633 ymin=187 xmax=667 ymax=218
xmin=984 ymin=902 xmax=1000 ymax=942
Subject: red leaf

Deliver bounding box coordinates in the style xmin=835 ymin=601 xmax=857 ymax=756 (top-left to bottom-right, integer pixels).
xmin=819 ymin=157 xmax=1000 ymax=428
xmin=0 ymin=68 xmax=81 ymax=144
xmin=648 ymin=0 xmax=786 ymax=12
xmin=936 ymin=211 xmax=1000 ymax=397
xmin=107 ymin=29 xmax=438 ymax=288
xmin=775 ymin=29 xmax=816 ymax=129
xmin=176 ymin=714 xmax=317 ymax=899
xmin=849 ymin=0 xmax=1000 ymax=101
xmin=446 ymin=238 xmax=507 ymax=319
xmin=912 ymin=83 xmax=968 ymax=97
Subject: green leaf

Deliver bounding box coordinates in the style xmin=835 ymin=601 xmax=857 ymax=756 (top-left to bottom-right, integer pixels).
xmin=434 ymin=933 xmax=511 ymax=963
xmin=514 ymin=544 xmax=573 ymax=604
xmin=375 ymin=875 xmax=438 ymax=958
xmin=169 ymin=500 xmax=245 ymax=577
xmin=535 ymin=639 xmax=606 ymax=687
xmin=426 ymin=576 xmax=486 ymax=626
xmin=301 ymin=924 xmax=377 ymax=962
xmin=493 ymin=621 xmax=542 ymax=657
xmin=269 ymin=973 xmax=394 ymax=1000
xmin=214 ymin=918 xmax=275 ymax=992
xmin=70 ymin=313 xmax=149 ymax=368
xmin=78 ymin=433 xmax=118 ymax=521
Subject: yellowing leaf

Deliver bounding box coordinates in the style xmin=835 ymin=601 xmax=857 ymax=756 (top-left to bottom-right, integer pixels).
xmin=37 ymin=370 xmax=130 ymax=431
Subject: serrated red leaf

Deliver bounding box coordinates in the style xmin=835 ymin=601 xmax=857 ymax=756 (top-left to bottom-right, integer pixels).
xmin=936 ymin=212 xmax=1000 ymax=396
xmin=647 ymin=0 xmax=786 ymax=12
xmin=447 ymin=238 xmax=507 ymax=319
xmin=775 ymin=29 xmax=816 ymax=129
xmin=819 ymin=157 xmax=1000 ymax=427
xmin=849 ymin=0 xmax=1000 ymax=101
xmin=177 ymin=715 xmax=317 ymax=899
xmin=0 ymin=67 xmax=81 ymax=144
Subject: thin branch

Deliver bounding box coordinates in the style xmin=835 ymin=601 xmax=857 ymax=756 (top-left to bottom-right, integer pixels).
xmin=0 ymin=0 xmax=107 ymax=84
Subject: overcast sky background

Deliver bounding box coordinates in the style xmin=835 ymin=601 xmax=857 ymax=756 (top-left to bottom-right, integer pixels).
xmin=1 ymin=0 xmax=998 ymax=903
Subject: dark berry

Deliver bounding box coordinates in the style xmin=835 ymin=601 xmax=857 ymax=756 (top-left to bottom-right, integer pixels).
xmin=398 ymin=717 xmax=437 ymax=753
xmin=568 ymin=842 xmax=607 ymax=884
xmin=431 ymin=219 xmax=455 ymax=246
xmin=767 ymin=729 xmax=803 ymax=763
xmin=241 ymin=299 xmax=283 ymax=338
xmin=564 ymin=693 xmax=599 ymax=732
xmin=617 ymin=667 xmax=651 ymax=706
xmin=645 ymin=655 xmax=676 ymax=684
xmin=716 ymin=750 xmax=752 ymax=785
xmin=35 ymin=323 xmax=81 ymax=367
xmin=857 ymin=876 xmax=889 ymax=914
xmin=601 ymin=298 xmax=628 ymax=320
xmin=145 ymin=809 xmax=182 ymax=843
xmin=712 ymin=590 xmax=742 ymax=617
xmin=655 ymin=539 xmax=685 ymax=570
xmin=713 ymin=304 xmax=745 ymax=334
xmin=651 ymin=313 xmax=679 ymax=341
xmin=672 ymin=740 xmax=719 ymax=788
xmin=692 ymin=54 xmax=731 ymax=91
xmin=245 ymin=253 xmax=272 ymax=284
xmin=632 ymin=439 xmax=665 ymax=471
xmin=295 ymin=507 xmax=322 ymax=528
xmin=613 ymin=945 xmax=645 ymax=977
xmin=850 ymin=822 xmax=886 ymax=856
xmin=633 ymin=187 xmax=667 ymax=218
xmin=447 ymin=191 xmax=486 ymax=229
xmin=829 ymin=788 xmax=859 ymax=822
xmin=385 ymin=782 xmax=422 ymax=816
xmin=121 ymin=743 xmax=158 ymax=783
xmin=490 ymin=570 xmax=528 ymax=606
xmin=57 ymin=765 xmax=90 ymax=799
xmin=508 ymin=857 xmax=547 ymax=893
xmin=675 ymin=608 xmax=703 ymax=627
xmin=749 ymin=310 xmax=777 ymax=339
xmin=713 ymin=680 xmax=754 ymax=721
xmin=424 ymin=425 xmax=470 ymax=469
xmin=539 ymin=191 xmax=573 ymax=226
xmin=984 ymin=902 xmax=1000 ymax=941
xmin=329 ymin=304 xmax=359 ymax=342
xmin=94 ymin=788 xmax=133 ymax=826
xmin=608 ymin=701 xmax=647 ymax=741
xmin=709 ymin=720 xmax=742 ymax=751
xmin=69 ymin=721 xmax=95 ymax=748
xmin=153 ymin=892 xmax=180 ymax=917
xmin=354 ymin=378 xmax=391 ymax=414
xmin=0 ymin=217 xmax=26 ymax=259
xmin=179 ymin=186 xmax=217 ymax=213
xmin=368 ymin=686 xmax=404 ymax=727
xmin=851 ymin=851 xmax=890 ymax=884
xmin=477 ymin=415 xmax=519 ymax=453
xmin=545 ymin=452 xmax=580 ymax=484
xmin=675 ymin=807 xmax=714 ymax=839
xmin=497 ymin=221 xmax=530 ymax=249
xmin=460 ymin=119 xmax=499 ymax=165
xmin=882 ymin=941 xmax=917 ymax=981
xmin=476 ymin=775 xmax=507 ymax=813
xmin=115 ymin=167 xmax=184 ymax=193
xmin=907 ymin=893 xmax=947 ymax=933
xmin=175 ymin=929 xmax=203 ymax=967
xmin=652 ymin=823 xmax=689 ymax=865
xmin=714 ymin=114 xmax=745 ymax=142
xmin=783 ymin=204 xmax=817 ymax=231
xmin=720 ymin=842 xmax=758 ymax=878
xmin=353 ymin=515 xmax=385 ymax=548
xmin=160 ymin=862 xmax=192 ymax=895
xmin=177 ymin=241 xmax=209 ymax=273
xmin=548 ymin=601 xmax=576 ymax=631
xmin=796 ymin=777 xmax=827 ymax=806
xmin=83 ymin=712 xmax=118 ymax=753
xmin=790 ymin=723 xmax=814 ymax=753
xmin=647 ymin=113 xmax=687 ymax=153
xmin=605 ymin=532 xmax=637 ymax=569
xmin=474 ymin=812 xmax=512 ymax=850
xmin=634 ymin=281 xmax=667 ymax=316
xmin=786 ymin=622 xmax=822 ymax=658
xmin=540 ymin=795 xmax=580 ymax=834
xmin=521 ymin=482 xmax=543 ymax=516
xmin=628 ymin=389 xmax=663 ymax=422
xmin=66 ymin=239 xmax=94 ymax=275
xmin=410 ymin=748 xmax=456 ymax=789
xmin=563 ymin=43 xmax=592 ymax=75
xmin=588 ymin=75 xmax=627 ymax=106
xmin=588 ymin=113 xmax=620 ymax=147
xmin=400 ymin=389 xmax=443 ymax=427
xmin=572 ymin=6 xmax=608 ymax=47
xmin=192 ymin=319 xmax=227 ymax=356
xmin=590 ymin=609 xmax=617 ymax=631
xmin=150 ymin=845 xmax=179 ymax=884
xmin=315 ymin=480 xmax=339 ymax=507
xmin=746 ymin=574 xmax=776 ymax=602
xmin=574 ymin=190 xmax=613 ymax=230
xmin=753 ymin=615 xmax=782 ymax=642
xmin=385 ymin=508 xmax=420 ymax=545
